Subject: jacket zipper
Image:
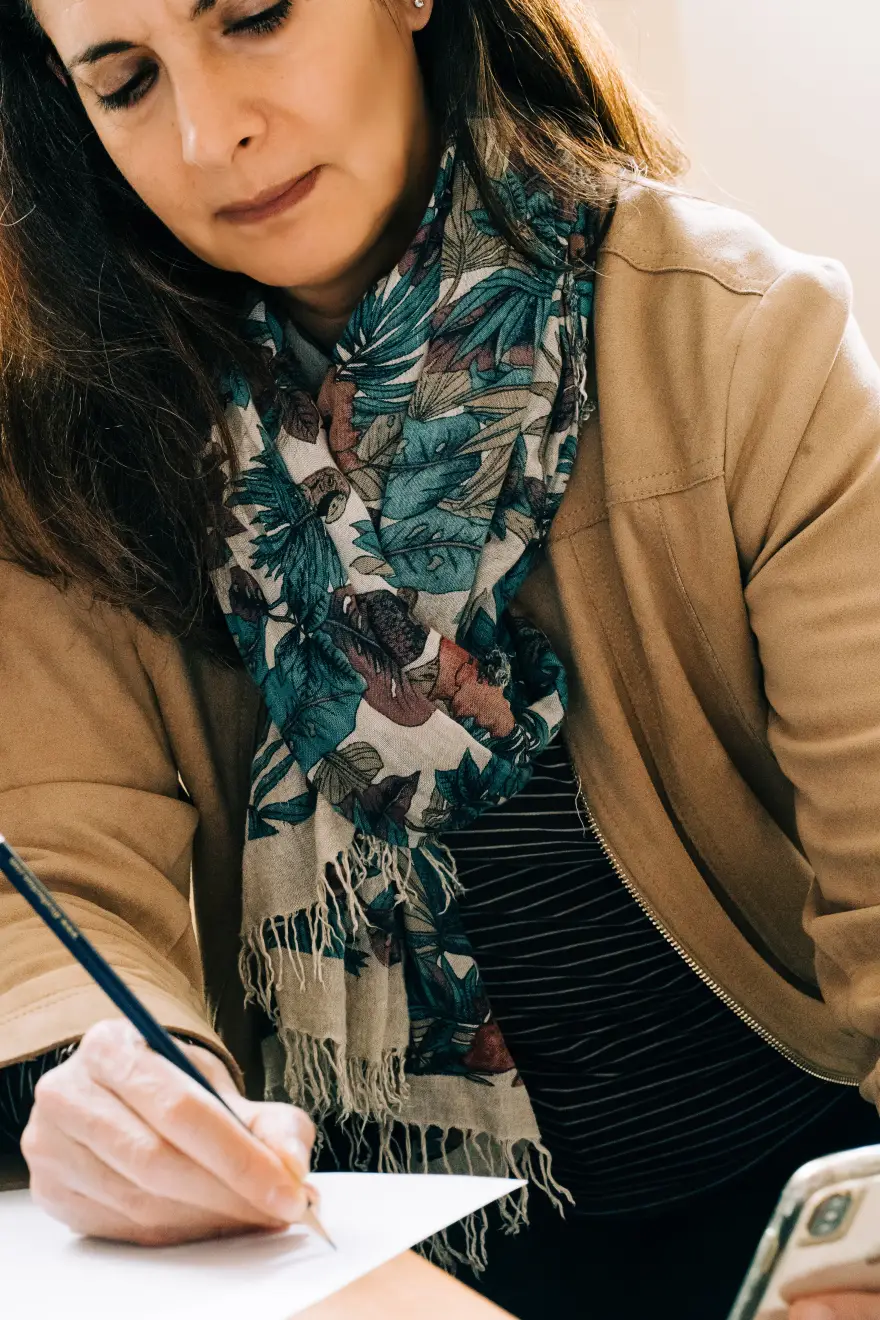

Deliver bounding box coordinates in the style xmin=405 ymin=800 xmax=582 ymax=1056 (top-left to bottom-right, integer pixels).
xmin=577 ymin=791 xmax=859 ymax=1087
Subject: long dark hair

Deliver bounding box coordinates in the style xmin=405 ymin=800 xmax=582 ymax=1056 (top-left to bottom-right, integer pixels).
xmin=0 ymin=0 xmax=686 ymax=649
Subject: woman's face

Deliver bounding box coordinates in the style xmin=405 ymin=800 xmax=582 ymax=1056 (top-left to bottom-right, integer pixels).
xmin=32 ymin=0 xmax=435 ymax=296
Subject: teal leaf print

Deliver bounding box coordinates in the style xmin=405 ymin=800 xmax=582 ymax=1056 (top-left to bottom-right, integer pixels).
xmin=230 ymin=446 xmax=345 ymax=624
xmin=220 ymin=365 xmax=253 ymax=410
xmin=251 ymin=737 xmax=284 ymax=782
xmin=263 ymin=627 xmax=365 ymax=772
xmin=381 ymin=416 xmax=482 ymax=521
xmin=252 ymin=751 xmax=296 ymax=807
xmin=241 ymin=303 xmax=286 ymax=353
xmin=454 ymin=285 xmax=549 ymax=369
xmin=260 ymin=794 xmax=316 ymax=826
xmin=430 ymin=749 xmax=525 ymax=830
xmin=225 ymin=612 xmax=270 ymax=687
xmin=248 ymin=789 xmax=316 ymax=841
xmin=369 ymin=508 xmax=486 ymax=593
xmin=247 ymin=807 xmax=279 ymax=841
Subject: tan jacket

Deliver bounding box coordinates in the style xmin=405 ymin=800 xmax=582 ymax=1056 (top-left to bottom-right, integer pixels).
xmin=2 ymin=182 xmax=880 ymax=1110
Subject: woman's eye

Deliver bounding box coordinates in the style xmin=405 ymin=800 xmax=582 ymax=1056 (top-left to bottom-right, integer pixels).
xmin=96 ymin=67 xmax=157 ymax=112
xmin=93 ymin=0 xmax=291 ymax=113
xmin=227 ymin=0 xmax=292 ymax=36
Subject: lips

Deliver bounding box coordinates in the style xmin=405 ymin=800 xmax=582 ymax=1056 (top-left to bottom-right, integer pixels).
xmin=216 ymin=167 xmax=320 ymax=222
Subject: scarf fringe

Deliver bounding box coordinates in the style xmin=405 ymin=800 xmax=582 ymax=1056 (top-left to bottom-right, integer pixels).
xmin=340 ymin=832 xmax=463 ymax=912
xmin=269 ymin=1021 xmax=572 ymax=1275
xmin=415 ymin=1128 xmax=572 ymax=1275
xmin=239 ymin=835 xmax=463 ymax=1016
xmin=240 ymin=835 xmax=571 ymax=1275
xmin=281 ymin=1028 xmax=410 ymax=1127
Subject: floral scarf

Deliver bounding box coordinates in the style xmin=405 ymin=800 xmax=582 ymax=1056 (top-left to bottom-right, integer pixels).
xmin=209 ymin=141 xmax=601 ymax=1239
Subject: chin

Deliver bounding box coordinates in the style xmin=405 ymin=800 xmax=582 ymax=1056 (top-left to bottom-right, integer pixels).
xmin=268 ymin=239 xmax=376 ymax=294
xmin=235 ymin=195 xmax=393 ymax=293
xmin=242 ymin=253 xmax=354 ymax=291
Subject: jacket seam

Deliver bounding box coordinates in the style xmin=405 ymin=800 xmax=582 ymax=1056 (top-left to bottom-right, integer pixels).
xmin=722 ymin=280 xmax=768 ymax=489
xmin=653 ymin=498 xmax=777 ymax=763
xmin=606 ymin=468 xmax=723 ymax=507
xmin=0 ymin=776 xmax=195 ymax=807
xmin=0 ymin=987 xmax=89 ymax=1024
xmin=607 ymin=456 xmax=718 ymax=488
xmin=568 ymin=536 xmax=657 ymax=730
xmin=548 ymin=509 xmax=608 ymax=543
xmin=600 ymin=245 xmax=770 ymax=299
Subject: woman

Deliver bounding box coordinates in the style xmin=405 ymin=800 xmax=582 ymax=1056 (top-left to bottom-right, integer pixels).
xmin=0 ymin=0 xmax=878 ymax=1315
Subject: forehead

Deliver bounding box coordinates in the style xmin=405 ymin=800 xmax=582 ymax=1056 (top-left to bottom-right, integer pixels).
xmin=31 ymin=0 xmax=206 ymax=50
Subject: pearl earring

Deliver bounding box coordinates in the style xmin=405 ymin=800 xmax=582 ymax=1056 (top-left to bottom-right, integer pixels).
xmin=414 ymin=0 xmax=425 ymax=7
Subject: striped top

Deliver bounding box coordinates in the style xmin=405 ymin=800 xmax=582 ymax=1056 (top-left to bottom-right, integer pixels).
xmin=0 ymin=742 xmax=841 ymax=1215
xmin=0 ymin=1043 xmax=75 ymax=1148
xmin=447 ymin=740 xmax=840 ymax=1215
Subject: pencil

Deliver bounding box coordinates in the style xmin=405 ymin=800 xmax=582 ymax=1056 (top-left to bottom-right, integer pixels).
xmin=0 ymin=833 xmax=334 ymax=1249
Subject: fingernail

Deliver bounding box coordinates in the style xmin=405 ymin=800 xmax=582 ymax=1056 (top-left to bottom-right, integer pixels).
xmin=266 ymin=1182 xmax=305 ymax=1221
xmin=793 ymin=1305 xmax=836 ymax=1320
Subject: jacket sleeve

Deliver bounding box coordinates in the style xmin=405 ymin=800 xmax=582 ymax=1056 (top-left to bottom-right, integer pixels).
xmin=0 ymin=563 xmax=243 ymax=1090
xmin=729 ymin=256 xmax=880 ymax=1093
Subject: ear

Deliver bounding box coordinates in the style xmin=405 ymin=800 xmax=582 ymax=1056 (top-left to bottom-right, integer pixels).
xmin=397 ymin=0 xmax=433 ymax=34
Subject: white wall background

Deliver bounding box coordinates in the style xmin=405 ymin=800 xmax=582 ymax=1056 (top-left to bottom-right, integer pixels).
xmin=588 ymin=0 xmax=880 ymax=352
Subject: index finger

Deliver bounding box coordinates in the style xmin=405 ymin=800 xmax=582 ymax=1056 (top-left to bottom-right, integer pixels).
xmin=82 ymin=1023 xmax=304 ymax=1220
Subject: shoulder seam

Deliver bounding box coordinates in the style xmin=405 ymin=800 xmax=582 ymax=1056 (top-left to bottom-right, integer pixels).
xmin=598 ymin=245 xmax=769 ymax=298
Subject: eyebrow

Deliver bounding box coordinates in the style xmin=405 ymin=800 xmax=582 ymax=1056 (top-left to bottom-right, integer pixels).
xmin=68 ymin=0 xmax=219 ymax=71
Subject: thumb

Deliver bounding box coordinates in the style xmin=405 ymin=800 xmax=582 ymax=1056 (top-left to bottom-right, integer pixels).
xmin=791 ymin=1295 xmax=880 ymax=1319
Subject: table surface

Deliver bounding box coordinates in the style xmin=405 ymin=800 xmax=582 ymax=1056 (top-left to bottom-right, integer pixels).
xmin=299 ymin=1251 xmax=512 ymax=1319
xmin=0 ymin=1154 xmax=513 ymax=1320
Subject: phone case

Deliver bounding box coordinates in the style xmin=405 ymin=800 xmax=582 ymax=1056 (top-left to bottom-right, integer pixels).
xmin=728 ymin=1144 xmax=880 ymax=1320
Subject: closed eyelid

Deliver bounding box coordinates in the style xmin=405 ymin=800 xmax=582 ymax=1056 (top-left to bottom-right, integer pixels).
xmin=79 ymin=56 xmax=152 ymax=94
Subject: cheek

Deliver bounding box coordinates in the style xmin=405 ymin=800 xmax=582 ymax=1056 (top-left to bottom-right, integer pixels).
xmin=99 ymin=128 xmax=216 ymax=258
xmin=287 ymin=15 xmax=419 ymax=189
xmin=302 ymin=47 xmax=420 ymax=217
xmin=224 ymin=44 xmax=421 ymax=286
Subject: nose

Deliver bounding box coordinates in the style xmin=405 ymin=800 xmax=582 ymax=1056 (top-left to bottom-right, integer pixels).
xmin=175 ymin=65 xmax=264 ymax=170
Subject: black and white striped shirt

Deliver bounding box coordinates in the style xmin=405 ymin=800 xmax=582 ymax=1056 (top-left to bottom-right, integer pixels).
xmin=448 ymin=740 xmax=843 ymax=1215
xmin=0 ymin=743 xmax=846 ymax=1214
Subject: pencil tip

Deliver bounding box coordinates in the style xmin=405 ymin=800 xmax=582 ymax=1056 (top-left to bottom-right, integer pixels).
xmin=303 ymin=1205 xmax=335 ymax=1250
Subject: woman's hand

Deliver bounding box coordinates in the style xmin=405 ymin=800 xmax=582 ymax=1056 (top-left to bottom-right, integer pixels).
xmin=791 ymin=1296 xmax=880 ymax=1318
xmin=20 ymin=1018 xmax=315 ymax=1247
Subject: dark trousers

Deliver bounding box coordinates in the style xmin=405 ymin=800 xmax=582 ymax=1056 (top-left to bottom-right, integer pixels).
xmin=465 ymin=1087 xmax=880 ymax=1320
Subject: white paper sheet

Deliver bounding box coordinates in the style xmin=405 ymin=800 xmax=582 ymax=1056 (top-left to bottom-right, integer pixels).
xmin=0 ymin=1172 xmax=520 ymax=1319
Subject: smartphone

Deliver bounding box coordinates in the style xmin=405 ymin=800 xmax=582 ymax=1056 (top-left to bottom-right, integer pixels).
xmin=728 ymin=1143 xmax=880 ymax=1319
